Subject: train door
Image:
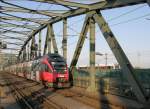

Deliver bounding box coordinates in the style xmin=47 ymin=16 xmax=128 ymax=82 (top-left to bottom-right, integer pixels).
xmin=40 ymin=63 xmax=54 ymax=87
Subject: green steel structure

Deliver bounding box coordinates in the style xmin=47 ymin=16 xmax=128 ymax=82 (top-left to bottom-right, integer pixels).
xmin=0 ymin=0 xmax=150 ymax=108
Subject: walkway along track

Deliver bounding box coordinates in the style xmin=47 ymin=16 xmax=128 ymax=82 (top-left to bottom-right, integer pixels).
xmin=56 ymin=89 xmax=123 ymax=109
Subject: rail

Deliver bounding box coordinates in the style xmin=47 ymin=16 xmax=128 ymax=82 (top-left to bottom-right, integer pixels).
xmin=3 ymin=74 xmax=67 ymax=109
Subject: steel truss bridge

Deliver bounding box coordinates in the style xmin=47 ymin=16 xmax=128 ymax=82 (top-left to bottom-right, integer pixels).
xmin=0 ymin=0 xmax=150 ymax=108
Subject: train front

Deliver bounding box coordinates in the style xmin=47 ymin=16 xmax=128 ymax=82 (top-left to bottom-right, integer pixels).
xmin=48 ymin=54 xmax=70 ymax=88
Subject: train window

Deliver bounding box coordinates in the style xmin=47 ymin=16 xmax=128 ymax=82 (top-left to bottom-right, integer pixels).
xmin=45 ymin=64 xmax=49 ymax=72
xmin=53 ymin=64 xmax=66 ymax=73
xmin=48 ymin=66 xmax=52 ymax=73
xmin=45 ymin=64 xmax=53 ymax=73
xmin=40 ymin=64 xmax=52 ymax=73
xmin=39 ymin=64 xmax=44 ymax=72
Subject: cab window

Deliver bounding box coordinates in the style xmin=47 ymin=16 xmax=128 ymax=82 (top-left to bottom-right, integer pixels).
xmin=40 ymin=63 xmax=52 ymax=73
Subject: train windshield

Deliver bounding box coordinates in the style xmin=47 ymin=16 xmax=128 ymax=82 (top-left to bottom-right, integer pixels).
xmin=52 ymin=62 xmax=66 ymax=73
xmin=48 ymin=54 xmax=67 ymax=73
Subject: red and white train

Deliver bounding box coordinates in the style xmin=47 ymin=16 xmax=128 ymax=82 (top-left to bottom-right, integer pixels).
xmin=4 ymin=53 xmax=70 ymax=88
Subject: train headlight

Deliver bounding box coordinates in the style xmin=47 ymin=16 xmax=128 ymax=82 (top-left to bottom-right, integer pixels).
xmin=51 ymin=62 xmax=55 ymax=64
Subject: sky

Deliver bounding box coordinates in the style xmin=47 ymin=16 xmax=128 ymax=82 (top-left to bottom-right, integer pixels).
xmin=0 ymin=0 xmax=150 ymax=68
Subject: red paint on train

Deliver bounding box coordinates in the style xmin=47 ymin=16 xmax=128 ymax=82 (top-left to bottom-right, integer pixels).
xmin=4 ymin=53 xmax=70 ymax=88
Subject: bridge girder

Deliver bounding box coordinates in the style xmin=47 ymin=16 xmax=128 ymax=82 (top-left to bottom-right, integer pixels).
xmin=28 ymin=0 xmax=89 ymax=9
xmin=0 ymin=21 xmax=37 ymax=30
xmin=0 ymin=23 xmax=38 ymax=29
xmin=20 ymin=0 xmax=147 ymax=52
xmin=0 ymin=28 xmax=30 ymax=35
xmin=0 ymin=12 xmax=44 ymax=24
xmin=0 ymin=16 xmax=47 ymax=24
xmin=0 ymin=1 xmax=63 ymax=17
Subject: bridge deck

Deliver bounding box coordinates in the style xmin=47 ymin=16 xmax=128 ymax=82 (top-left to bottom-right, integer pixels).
xmin=0 ymin=75 xmax=21 ymax=109
xmin=0 ymin=71 xmax=146 ymax=109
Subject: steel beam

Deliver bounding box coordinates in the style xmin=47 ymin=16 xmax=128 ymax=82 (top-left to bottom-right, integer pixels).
xmin=50 ymin=24 xmax=58 ymax=54
xmin=23 ymin=46 xmax=26 ymax=61
xmin=29 ymin=0 xmax=89 ymax=8
xmin=0 ymin=16 xmax=49 ymax=21
xmin=0 ymin=6 xmax=62 ymax=17
xmin=0 ymin=34 xmax=26 ymax=41
xmin=0 ymin=23 xmax=38 ymax=29
xmin=0 ymin=1 xmax=62 ymax=17
xmin=87 ymin=18 xmax=96 ymax=92
xmin=20 ymin=0 xmax=147 ymax=57
xmin=47 ymin=24 xmax=51 ymax=53
xmin=0 ymin=21 xmax=36 ymax=30
xmin=23 ymin=0 xmax=72 ymax=9
xmin=90 ymin=0 xmax=146 ymax=10
xmin=0 ymin=31 xmax=27 ymax=36
xmin=38 ymin=31 xmax=42 ymax=57
xmin=0 ymin=36 xmax=25 ymax=42
xmin=27 ymin=43 xmax=30 ymax=61
xmin=43 ymin=34 xmax=48 ymax=55
xmin=1 ymin=48 xmax=20 ymax=51
xmin=89 ymin=18 xmax=96 ymax=66
xmin=0 ymin=28 xmax=29 ymax=35
xmin=51 ymin=0 xmax=89 ymax=8
xmin=43 ymin=25 xmax=51 ymax=55
xmin=1 ymin=12 xmax=43 ymax=24
xmin=19 ymin=51 xmax=23 ymax=62
xmin=93 ymin=11 xmax=146 ymax=103
xmin=70 ymin=12 xmax=93 ymax=74
xmin=63 ymin=18 xmax=67 ymax=61
xmin=30 ymin=35 xmax=36 ymax=60
xmin=3 ymin=42 xmax=23 ymax=46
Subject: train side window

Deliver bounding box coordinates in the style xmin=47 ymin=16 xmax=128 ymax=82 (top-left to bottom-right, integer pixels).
xmin=40 ymin=64 xmax=44 ymax=72
xmin=45 ymin=64 xmax=49 ymax=72
xmin=40 ymin=64 xmax=52 ymax=73
xmin=40 ymin=64 xmax=47 ymax=72
xmin=45 ymin=64 xmax=52 ymax=73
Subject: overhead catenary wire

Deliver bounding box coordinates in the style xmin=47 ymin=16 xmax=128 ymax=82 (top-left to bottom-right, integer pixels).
xmin=21 ymin=2 xmax=43 ymax=32
xmin=110 ymin=13 xmax=150 ymax=27
xmin=56 ymin=12 xmax=150 ymax=50
xmin=107 ymin=4 xmax=146 ymax=22
xmin=95 ymin=12 xmax=150 ymax=34
xmin=57 ymin=11 xmax=150 ymax=52
xmin=0 ymin=0 xmax=149 ymax=58
xmin=56 ymin=4 xmax=147 ymax=39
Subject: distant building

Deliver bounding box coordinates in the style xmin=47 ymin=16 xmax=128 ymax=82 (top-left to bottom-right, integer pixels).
xmin=77 ymin=64 xmax=120 ymax=73
xmin=78 ymin=64 xmax=120 ymax=71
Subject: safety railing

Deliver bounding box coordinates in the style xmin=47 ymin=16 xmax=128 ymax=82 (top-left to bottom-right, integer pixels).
xmin=73 ymin=76 xmax=139 ymax=98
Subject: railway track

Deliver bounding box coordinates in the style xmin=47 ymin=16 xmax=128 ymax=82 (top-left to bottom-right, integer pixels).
xmin=2 ymin=73 xmax=67 ymax=109
xmin=3 ymin=76 xmax=33 ymax=109
xmin=1 ymin=72 xmax=142 ymax=109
